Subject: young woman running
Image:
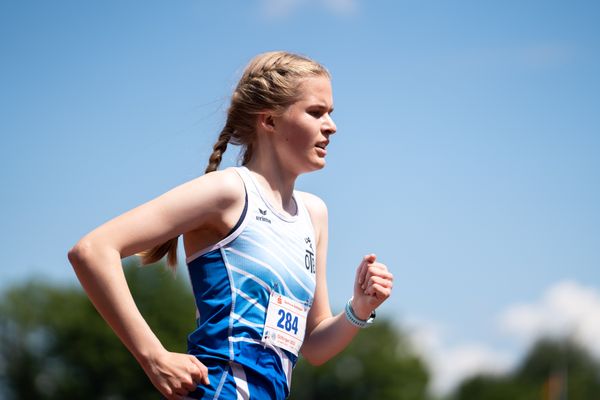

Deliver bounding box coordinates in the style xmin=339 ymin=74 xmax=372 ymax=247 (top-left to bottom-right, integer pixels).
xmin=68 ymin=51 xmax=394 ymax=400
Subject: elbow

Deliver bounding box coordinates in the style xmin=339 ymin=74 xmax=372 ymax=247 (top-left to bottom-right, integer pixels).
xmin=300 ymin=347 xmax=329 ymax=367
xmin=305 ymin=356 xmax=327 ymax=367
xmin=68 ymin=239 xmax=95 ymax=269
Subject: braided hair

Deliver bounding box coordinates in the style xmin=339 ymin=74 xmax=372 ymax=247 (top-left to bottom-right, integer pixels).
xmin=139 ymin=51 xmax=330 ymax=268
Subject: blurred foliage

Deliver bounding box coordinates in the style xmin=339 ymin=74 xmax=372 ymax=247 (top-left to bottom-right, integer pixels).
xmin=451 ymin=338 xmax=600 ymax=400
xmin=0 ymin=259 xmax=196 ymax=400
xmin=289 ymin=320 xmax=430 ymax=400
xmin=0 ymin=258 xmax=431 ymax=399
xmin=8 ymin=259 xmax=599 ymax=400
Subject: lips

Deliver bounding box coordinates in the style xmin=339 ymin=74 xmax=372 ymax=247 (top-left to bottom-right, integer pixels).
xmin=315 ymin=140 xmax=329 ymax=150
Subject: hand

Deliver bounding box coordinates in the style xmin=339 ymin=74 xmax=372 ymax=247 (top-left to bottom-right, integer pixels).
xmin=140 ymin=349 xmax=210 ymax=399
xmin=352 ymin=254 xmax=393 ymax=320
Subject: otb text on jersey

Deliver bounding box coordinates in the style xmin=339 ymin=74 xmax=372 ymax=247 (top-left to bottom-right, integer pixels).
xmin=304 ymin=237 xmax=315 ymax=274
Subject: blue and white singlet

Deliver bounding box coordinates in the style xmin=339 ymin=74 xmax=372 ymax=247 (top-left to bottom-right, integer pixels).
xmin=184 ymin=167 xmax=317 ymax=399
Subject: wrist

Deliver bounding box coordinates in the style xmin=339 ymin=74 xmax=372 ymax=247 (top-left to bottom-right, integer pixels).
xmin=351 ymin=298 xmax=373 ymax=320
xmin=345 ymin=297 xmax=376 ymax=328
xmin=134 ymin=341 xmax=167 ymax=367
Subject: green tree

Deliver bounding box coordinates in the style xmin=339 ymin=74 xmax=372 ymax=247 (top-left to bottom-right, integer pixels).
xmin=1 ymin=259 xmax=431 ymax=399
xmin=289 ymin=320 xmax=430 ymax=400
xmin=0 ymin=259 xmax=196 ymax=400
xmin=452 ymin=338 xmax=600 ymax=400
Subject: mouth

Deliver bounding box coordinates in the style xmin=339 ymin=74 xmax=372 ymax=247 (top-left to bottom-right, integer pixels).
xmin=315 ymin=141 xmax=329 ymax=150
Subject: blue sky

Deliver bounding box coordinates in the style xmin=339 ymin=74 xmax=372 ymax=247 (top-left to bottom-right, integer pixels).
xmin=1 ymin=0 xmax=599 ymax=394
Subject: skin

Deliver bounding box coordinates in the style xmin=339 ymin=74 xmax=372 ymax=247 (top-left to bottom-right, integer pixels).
xmin=68 ymin=76 xmax=393 ymax=399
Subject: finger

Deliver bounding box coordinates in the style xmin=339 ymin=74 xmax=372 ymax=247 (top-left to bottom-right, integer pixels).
xmin=189 ymin=357 xmax=210 ymax=385
xmin=166 ymin=392 xmax=184 ymax=400
xmin=365 ymin=275 xmax=393 ymax=290
xmin=190 ymin=368 xmax=209 ymax=387
xmin=368 ymin=271 xmax=393 ymax=284
xmin=174 ymin=387 xmax=190 ymax=397
xmin=365 ymin=283 xmax=392 ymax=299
xmin=355 ymin=256 xmax=368 ymax=287
xmin=180 ymin=376 xmax=198 ymax=392
xmin=366 ymin=261 xmax=389 ymax=274
xmin=360 ymin=254 xmax=378 ymax=289
xmin=365 ymin=268 xmax=393 ymax=284
xmin=363 ymin=261 xmax=384 ymax=290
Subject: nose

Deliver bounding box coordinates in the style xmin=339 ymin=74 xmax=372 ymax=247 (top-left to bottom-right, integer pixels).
xmin=323 ymin=114 xmax=337 ymax=135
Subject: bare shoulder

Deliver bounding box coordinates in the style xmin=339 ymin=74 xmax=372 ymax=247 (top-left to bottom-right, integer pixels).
xmin=73 ymin=167 xmax=246 ymax=259
xmin=188 ymin=167 xmax=245 ymax=205
xmin=296 ymin=191 xmax=328 ymax=224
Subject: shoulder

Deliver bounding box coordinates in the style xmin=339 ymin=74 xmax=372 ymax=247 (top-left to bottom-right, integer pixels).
xmin=187 ymin=168 xmax=245 ymax=204
xmin=296 ymin=191 xmax=328 ymax=224
xmin=163 ymin=168 xmax=245 ymax=222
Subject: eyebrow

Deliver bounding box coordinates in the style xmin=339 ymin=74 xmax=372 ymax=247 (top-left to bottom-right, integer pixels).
xmin=310 ymin=103 xmax=334 ymax=114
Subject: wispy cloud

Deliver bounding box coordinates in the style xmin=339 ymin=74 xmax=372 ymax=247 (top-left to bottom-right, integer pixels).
xmin=407 ymin=319 xmax=514 ymax=395
xmin=260 ymin=0 xmax=303 ymax=19
xmin=499 ymin=280 xmax=600 ymax=357
xmin=259 ymin=0 xmax=358 ymax=20
xmin=323 ymin=0 xmax=358 ymax=15
xmin=407 ymin=280 xmax=600 ymax=396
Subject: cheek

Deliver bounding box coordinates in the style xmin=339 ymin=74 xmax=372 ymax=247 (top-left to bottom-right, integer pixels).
xmin=287 ymin=131 xmax=312 ymax=150
xmin=289 ymin=121 xmax=317 ymax=146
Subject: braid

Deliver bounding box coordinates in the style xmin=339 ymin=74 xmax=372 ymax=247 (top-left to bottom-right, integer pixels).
xmin=138 ymin=238 xmax=178 ymax=268
xmin=138 ymin=51 xmax=328 ymax=271
xmin=205 ymin=126 xmax=232 ymax=174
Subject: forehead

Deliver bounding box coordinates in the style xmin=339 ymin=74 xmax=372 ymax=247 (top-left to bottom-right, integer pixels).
xmin=296 ymin=76 xmax=333 ymax=105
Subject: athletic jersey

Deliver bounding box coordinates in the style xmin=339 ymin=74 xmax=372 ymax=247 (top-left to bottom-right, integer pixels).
xmin=184 ymin=166 xmax=317 ymax=400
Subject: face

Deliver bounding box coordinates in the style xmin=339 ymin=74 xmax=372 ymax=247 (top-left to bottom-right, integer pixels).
xmin=271 ymin=76 xmax=337 ymax=175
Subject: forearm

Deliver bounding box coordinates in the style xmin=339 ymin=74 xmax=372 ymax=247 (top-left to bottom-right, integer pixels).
xmin=301 ymin=311 xmax=361 ymax=366
xmin=68 ymin=241 xmax=165 ymax=366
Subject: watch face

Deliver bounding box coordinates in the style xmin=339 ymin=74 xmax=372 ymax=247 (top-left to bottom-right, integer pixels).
xmin=366 ymin=310 xmax=376 ymax=325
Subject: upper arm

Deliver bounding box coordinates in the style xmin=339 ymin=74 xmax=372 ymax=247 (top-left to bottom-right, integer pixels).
xmin=298 ymin=191 xmax=332 ymax=334
xmin=73 ymin=168 xmax=244 ymax=259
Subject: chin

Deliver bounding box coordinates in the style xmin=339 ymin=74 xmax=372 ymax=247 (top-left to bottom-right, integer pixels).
xmin=310 ymin=159 xmax=326 ymax=171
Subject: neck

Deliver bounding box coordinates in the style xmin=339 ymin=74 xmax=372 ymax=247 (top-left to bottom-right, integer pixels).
xmin=244 ymin=153 xmax=298 ymax=216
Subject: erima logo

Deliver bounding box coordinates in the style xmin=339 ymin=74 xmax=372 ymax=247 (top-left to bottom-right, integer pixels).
xmin=256 ymin=208 xmax=271 ymax=224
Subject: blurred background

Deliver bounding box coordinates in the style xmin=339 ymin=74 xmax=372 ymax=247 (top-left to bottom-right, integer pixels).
xmin=1 ymin=1 xmax=599 ymax=399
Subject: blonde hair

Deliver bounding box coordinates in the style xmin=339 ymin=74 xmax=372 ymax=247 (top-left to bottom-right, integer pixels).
xmin=139 ymin=51 xmax=330 ymax=268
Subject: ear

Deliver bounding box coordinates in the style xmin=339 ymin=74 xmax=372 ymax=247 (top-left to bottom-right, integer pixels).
xmin=257 ymin=111 xmax=277 ymax=133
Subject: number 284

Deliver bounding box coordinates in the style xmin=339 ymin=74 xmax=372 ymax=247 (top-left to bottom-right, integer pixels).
xmin=277 ymin=310 xmax=299 ymax=335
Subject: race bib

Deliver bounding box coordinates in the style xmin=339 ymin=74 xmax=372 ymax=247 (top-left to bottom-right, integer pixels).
xmin=261 ymin=292 xmax=309 ymax=355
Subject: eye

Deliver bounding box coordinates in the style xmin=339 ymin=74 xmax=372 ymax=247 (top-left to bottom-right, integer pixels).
xmin=308 ymin=109 xmax=324 ymax=118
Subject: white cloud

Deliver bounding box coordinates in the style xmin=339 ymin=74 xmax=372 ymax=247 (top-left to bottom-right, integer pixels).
xmin=407 ymin=320 xmax=514 ymax=395
xmin=260 ymin=0 xmax=303 ymax=19
xmin=499 ymin=280 xmax=600 ymax=358
xmin=323 ymin=0 xmax=358 ymax=15
xmin=406 ymin=280 xmax=600 ymax=396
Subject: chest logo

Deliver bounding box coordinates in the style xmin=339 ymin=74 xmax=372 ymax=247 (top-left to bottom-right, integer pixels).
xmin=304 ymin=237 xmax=315 ymax=275
xmin=256 ymin=208 xmax=271 ymax=224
